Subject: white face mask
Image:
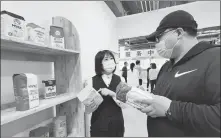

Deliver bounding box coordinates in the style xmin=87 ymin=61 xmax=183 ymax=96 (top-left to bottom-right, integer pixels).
xmin=156 ymin=30 xmax=181 ymax=59
xmin=103 ymin=59 xmax=116 ymax=73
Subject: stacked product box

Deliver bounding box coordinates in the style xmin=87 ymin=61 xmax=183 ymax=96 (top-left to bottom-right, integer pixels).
xmin=25 ymin=23 xmax=47 ymax=45
xmin=42 ymin=80 xmax=56 ymax=99
xmin=1 ymin=10 xmax=26 ymax=40
xmin=50 ymin=26 xmax=65 ymax=49
xmin=12 ymin=73 xmax=40 ymax=111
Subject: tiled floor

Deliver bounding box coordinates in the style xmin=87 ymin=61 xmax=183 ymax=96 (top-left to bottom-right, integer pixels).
xmin=122 ymin=106 xmax=148 ymax=137
xmin=122 ymin=82 xmax=149 ymax=137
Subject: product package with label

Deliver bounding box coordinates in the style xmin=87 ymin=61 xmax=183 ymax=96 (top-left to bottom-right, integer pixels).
xmin=52 ymin=116 xmax=67 ymax=137
xmin=26 ymin=23 xmax=46 ymax=45
xmin=1 ymin=10 xmax=25 ymax=40
xmin=116 ymin=82 xmax=153 ymax=109
xmin=29 ymin=126 xmax=49 ymax=137
xmin=12 ymin=73 xmax=40 ymax=111
xmin=50 ymin=26 xmax=65 ymax=49
xmin=42 ymin=80 xmax=56 ymax=99
xmin=77 ymin=85 xmax=103 ymax=114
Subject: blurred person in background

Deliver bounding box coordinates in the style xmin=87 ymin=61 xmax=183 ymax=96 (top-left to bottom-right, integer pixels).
xmin=135 ymin=60 xmax=143 ymax=87
xmin=149 ymin=63 xmax=159 ymax=92
xmin=127 ymin=63 xmax=139 ymax=87
xmin=122 ymin=62 xmax=129 ymax=83
xmin=146 ymin=65 xmax=151 ymax=91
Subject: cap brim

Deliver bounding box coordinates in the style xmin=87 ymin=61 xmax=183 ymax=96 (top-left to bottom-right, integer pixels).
xmin=145 ymin=30 xmax=164 ymax=42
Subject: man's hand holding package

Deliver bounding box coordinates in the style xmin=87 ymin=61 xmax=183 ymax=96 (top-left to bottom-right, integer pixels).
xmin=135 ymin=94 xmax=172 ymax=118
xmin=116 ymin=82 xmax=154 ymax=109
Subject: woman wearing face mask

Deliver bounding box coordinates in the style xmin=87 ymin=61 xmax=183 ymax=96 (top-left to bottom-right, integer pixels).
xmin=84 ymin=50 xmax=125 ymax=137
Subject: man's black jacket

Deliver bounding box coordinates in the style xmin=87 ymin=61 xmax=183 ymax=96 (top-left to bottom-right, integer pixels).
xmin=147 ymin=41 xmax=220 ymax=137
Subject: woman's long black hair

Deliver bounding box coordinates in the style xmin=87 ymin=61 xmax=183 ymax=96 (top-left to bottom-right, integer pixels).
xmin=130 ymin=63 xmax=135 ymax=72
xmin=151 ymin=63 xmax=157 ymax=69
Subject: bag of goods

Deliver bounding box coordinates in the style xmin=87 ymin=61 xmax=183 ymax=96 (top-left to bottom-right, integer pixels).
xmin=42 ymin=80 xmax=56 ymax=99
xmin=116 ymin=82 xmax=153 ymax=109
xmin=1 ymin=10 xmax=25 ymax=40
xmin=26 ymin=23 xmax=46 ymax=45
xmin=52 ymin=116 xmax=67 ymax=137
xmin=29 ymin=126 xmax=49 ymax=137
xmin=12 ymin=73 xmax=40 ymax=111
xmin=77 ymin=85 xmax=103 ymax=114
xmin=49 ymin=26 xmax=65 ymax=49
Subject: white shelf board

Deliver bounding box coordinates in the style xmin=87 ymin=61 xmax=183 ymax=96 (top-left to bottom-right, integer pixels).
xmin=1 ymin=36 xmax=80 ymax=55
xmin=1 ymin=92 xmax=77 ymax=125
xmin=68 ymin=133 xmax=84 ymax=137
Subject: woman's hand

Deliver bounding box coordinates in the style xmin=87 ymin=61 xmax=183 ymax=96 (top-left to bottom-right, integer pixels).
xmin=99 ymin=88 xmax=116 ymax=97
xmin=84 ymin=99 xmax=98 ymax=113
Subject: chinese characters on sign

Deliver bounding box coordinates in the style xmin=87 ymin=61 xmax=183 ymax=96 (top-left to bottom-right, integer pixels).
xmin=123 ymin=49 xmax=160 ymax=59
xmin=147 ymin=49 xmax=154 ymax=57
xmin=136 ymin=51 xmax=142 ymax=57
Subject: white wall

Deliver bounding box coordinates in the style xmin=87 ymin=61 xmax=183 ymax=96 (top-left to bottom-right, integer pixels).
xmin=1 ymin=1 xmax=118 ymax=81
xmin=117 ymin=1 xmax=220 ymax=39
xmin=1 ymin=2 xmax=118 ymax=136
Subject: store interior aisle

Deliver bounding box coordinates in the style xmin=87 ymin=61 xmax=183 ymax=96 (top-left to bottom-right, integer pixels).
xmin=122 ymin=106 xmax=148 ymax=137
xmin=121 ymin=68 xmax=149 ymax=137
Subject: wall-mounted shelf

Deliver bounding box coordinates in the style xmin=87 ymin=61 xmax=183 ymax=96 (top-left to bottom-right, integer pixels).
xmin=1 ymin=92 xmax=77 ymax=125
xmin=1 ymin=16 xmax=84 ymax=137
xmin=1 ymin=36 xmax=80 ymax=55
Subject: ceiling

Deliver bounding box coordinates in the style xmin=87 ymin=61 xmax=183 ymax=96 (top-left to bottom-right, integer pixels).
xmin=105 ymin=1 xmax=220 ymax=51
xmin=118 ymin=26 xmax=220 ymax=50
xmin=105 ymin=1 xmax=194 ymax=17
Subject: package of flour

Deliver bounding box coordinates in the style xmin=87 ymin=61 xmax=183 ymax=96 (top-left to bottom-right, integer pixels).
xmin=26 ymin=23 xmax=46 ymax=45
xmin=49 ymin=26 xmax=65 ymax=49
xmin=12 ymin=73 xmax=40 ymax=111
xmin=116 ymin=82 xmax=153 ymax=109
xmin=1 ymin=10 xmax=25 ymax=40
xmin=77 ymin=85 xmax=103 ymax=114
xmin=42 ymin=80 xmax=56 ymax=99
xmin=126 ymin=87 xmax=153 ymax=109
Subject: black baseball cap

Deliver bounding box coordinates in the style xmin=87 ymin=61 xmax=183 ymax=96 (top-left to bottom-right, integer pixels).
xmin=146 ymin=10 xmax=198 ymax=42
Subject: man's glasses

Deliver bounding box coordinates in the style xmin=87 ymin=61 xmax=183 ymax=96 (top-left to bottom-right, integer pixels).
xmin=156 ymin=29 xmax=175 ymax=43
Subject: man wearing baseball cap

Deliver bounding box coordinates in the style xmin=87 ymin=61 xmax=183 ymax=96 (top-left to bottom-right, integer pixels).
xmin=136 ymin=10 xmax=220 ymax=136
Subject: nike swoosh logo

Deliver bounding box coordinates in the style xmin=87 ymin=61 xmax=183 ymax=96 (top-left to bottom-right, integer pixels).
xmin=175 ymin=69 xmax=198 ymax=78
